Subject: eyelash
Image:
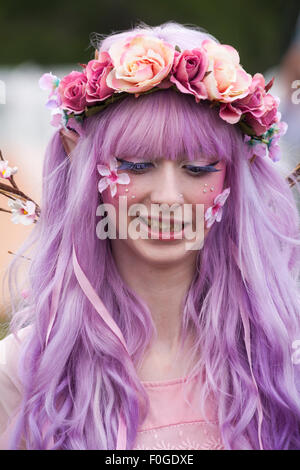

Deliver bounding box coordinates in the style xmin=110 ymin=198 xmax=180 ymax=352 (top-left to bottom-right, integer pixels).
xmin=183 ymin=160 xmax=220 ymax=174
xmin=116 ymin=159 xmax=220 ymax=175
xmin=117 ymin=161 xmax=153 ymax=173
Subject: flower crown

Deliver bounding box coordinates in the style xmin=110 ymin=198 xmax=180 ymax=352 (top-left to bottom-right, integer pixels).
xmin=39 ymin=33 xmax=287 ymax=162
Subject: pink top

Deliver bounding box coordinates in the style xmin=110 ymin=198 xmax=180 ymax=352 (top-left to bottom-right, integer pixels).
xmin=133 ymin=374 xmax=224 ymax=450
xmin=0 ymin=328 xmax=224 ymax=450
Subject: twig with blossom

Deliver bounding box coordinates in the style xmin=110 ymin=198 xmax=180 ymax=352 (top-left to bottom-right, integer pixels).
xmin=0 ymin=150 xmax=18 ymax=190
xmin=287 ymin=162 xmax=300 ymax=188
xmin=7 ymin=250 xmax=32 ymax=261
xmin=0 ymin=181 xmax=41 ymax=217
xmin=0 ymin=208 xmax=12 ymax=214
xmin=0 ymin=149 xmax=41 ymax=221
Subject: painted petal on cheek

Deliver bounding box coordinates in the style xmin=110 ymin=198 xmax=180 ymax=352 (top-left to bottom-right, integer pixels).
xmin=205 ymin=187 xmax=231 ymax=228
xmin=204 ymin=206 xmax=212 ymax=221
xmin=205 ymin=215 xmax=215 ymax=229
xmin=109 ymin=158 xmax=119 ymax=172
xmin=97 ymin=164 xmax=111 ymax=176
xmin=110 ymin=183 xmax=117 ymax=197
xmin=214 ymin=187 xmax=230 ymax=206
xmin=215 ymin=207 xmax=223 ymax=222
xmin=117 ymin=173 xmax=130 ymax=184
xmin=98 ymin=178 xmax=109 ymax=193
xmin=204 ymin=207 xmax=215 ymax=229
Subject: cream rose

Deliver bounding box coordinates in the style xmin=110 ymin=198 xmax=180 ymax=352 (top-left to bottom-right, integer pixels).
xmin=202 ymin=39 xmax=252 ymax=103
xmin=106 ymin=34 xmax=175 ymax=94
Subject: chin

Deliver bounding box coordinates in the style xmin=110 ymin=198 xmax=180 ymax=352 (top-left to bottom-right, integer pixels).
xmin=126 ymin=237 xmax=200 ymax=266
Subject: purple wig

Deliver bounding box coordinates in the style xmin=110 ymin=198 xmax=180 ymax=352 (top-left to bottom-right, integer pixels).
xmin=5 ymin=21 xmax=300 ymax=450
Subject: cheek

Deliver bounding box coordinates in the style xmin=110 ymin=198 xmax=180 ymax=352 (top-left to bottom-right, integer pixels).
xmin=101 ymin=175 xmax=144 ymax=213
xmin=191 ymin=163 xmax=226 ymax=208
xmin=189 ymin=164 xmax=227 ymax=231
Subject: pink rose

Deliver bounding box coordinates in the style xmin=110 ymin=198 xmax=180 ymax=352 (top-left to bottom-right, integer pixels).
xmin=202 ymin=39 xmax=252 ymax=103
xmin=243 ymin=75 xmax=279 ymax=135
xmin=219 ymin=73 xmax=279 ymax=135
xmin=85 ymin=52 xmax=115 ymax=103
xmin=106 ymin=34 xmax=175 ymax=94
xmin=58 ymin=71 xmax=87 ymax=114
xmin=170 ymin=48 xmax=209 ymax=102
xmin=244 ymin=98 xmax=279 ymax=136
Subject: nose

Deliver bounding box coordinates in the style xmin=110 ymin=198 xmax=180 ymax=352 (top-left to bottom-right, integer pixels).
xmin=150 ymin=161 xmax=183 ymax=206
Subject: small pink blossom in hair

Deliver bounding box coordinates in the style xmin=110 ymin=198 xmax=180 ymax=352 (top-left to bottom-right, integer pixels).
xmin=39 ymin=72 xmax=60 ymax=92
xmin=250 ymin=97 xmax=279 ymax=137
xmin=8 ymin=199 xmax=36 ymax=225
xmin=0 ymin=160 xmax=18 ymax=179
xmin=205 ymin=187 xmax=230 ymax=229
xmin=244 ymin=119 xmax=288 ymax=162
xmin=97 ymin=158 xmax=130 ymax=198
xmin=244 ymin=135 xmax=268 ymax=159
xmin=106 ymin=34 xmax=175 ymax=93
xmin=268 ymin=121 xmax=288 ymax=162
xmin=58 ymin=71 xmax=88 ymax=114
xmin=170 ymin=48 xmax=209 ymax=102
xmin=39 ymin=72 xmax=61 ymax=108
xmin=85 ymin=53 xmax=115 ymax=103
xmin=202 ymin=39 xmax=252 ymax=104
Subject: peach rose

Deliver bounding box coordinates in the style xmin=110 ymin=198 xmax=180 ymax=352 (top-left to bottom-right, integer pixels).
xmin=106 ymin=34 xmax=175 ymax=94
xmin=202 ymin=39 xmax=252 ymax=103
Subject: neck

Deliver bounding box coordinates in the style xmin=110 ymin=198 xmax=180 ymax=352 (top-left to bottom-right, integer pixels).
xmin=111 ymin=241 xmax=197 ymax=350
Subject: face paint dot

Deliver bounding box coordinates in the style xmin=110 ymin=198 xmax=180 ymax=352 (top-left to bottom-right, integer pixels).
xmin=203 ymin=189 xmax=207 ymax=193
xmin=204 ymin=183 xmax=208 ymax=187
xmin=131 ymin=195 xmax=136 ymax=199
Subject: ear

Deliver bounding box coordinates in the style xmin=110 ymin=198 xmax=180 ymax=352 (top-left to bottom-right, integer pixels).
xmin=59 ymin=128 xmax=80 ymax=158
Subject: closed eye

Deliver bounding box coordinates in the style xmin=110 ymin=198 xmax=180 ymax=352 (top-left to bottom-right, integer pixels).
xmin=116 ymin=158 xmax=221 ymax=174
xmin=116 ymin=158 xmax=154 ymax=173
xmin=183 ymin=160 xmax=221 ymax=175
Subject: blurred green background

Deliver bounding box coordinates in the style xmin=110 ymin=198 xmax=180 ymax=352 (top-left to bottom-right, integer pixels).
xmin=0 ymin=0 xmax=299 ymax=72
xmin=1 ymin=0 xmax=300 ymax=337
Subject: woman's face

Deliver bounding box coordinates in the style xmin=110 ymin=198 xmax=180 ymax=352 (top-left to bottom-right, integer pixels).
xmin=101 ymin=155 xmax=226 ymax=266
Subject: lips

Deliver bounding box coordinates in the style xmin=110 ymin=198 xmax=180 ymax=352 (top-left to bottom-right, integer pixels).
xmin=138 ymin=216 xmax=188 ymax=233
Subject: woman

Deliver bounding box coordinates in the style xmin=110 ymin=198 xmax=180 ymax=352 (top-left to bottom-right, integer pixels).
xmin=1 ymin=21 xmax=300 ymax=450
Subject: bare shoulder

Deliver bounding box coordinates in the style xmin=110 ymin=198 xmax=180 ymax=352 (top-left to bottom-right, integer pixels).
xmin=0 ymin=325 xmax=33 ymax=448
xmin=0 ymin=325 xmax=33 ymax=371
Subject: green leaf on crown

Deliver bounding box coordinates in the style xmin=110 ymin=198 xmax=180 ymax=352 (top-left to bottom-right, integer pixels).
xmin=238 ymin=119 xmax=256 ymax=137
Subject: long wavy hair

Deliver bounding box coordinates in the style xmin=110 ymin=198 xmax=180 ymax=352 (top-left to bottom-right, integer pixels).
xmin=4 ymin=21 xmax=300 ymax=450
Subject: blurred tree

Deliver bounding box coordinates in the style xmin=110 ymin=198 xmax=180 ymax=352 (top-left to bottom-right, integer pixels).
xmin=0 ymin=0 xmax=299 ymax=74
